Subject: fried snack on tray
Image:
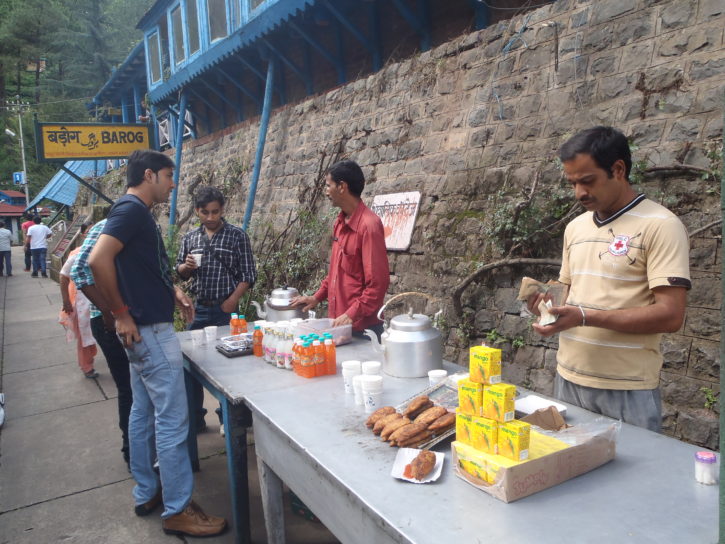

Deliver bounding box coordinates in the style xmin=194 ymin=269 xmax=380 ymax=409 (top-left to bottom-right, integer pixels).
xmin=403 ymin=396 xmax=433 ymax=418
xmin=404 ymin=450 xmax=437 ymax=480
xmin=389 ymin=423 xmax=426 ymax=446
xmin=373 ymin=412 xmax=403 ymax=435
xmin=427 ymin=412 xmax=456 ymax=432
xmin=399 ymin=430 xmax=432 ymax=448
xmin=381 ymin=417 xmax=412 ymax=441
xmin=365 ymin=406 xmax=396 ymax=428
xmin=413 ymin=406 xmax=448 ymax=426
xmin=388 ymin=423 xmax=414 ymax=444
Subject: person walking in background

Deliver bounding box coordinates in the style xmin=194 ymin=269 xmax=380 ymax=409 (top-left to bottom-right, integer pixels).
xmin=89 ymin=150 xmax=227 ymax=537
xmin=175 ymin=185 xmax=256 ymax=432
xmin=21 ymin=212 xmax=34 ymax=272
xmin=0 ymin=220 xmax=12 ymax=276
xmin=26 ymin=215 xmax=52 ymax=278
xmin=59 ymin=221 xmax=98 ymax=378
xmin=71 ymin=217 xmax=133 ymax=467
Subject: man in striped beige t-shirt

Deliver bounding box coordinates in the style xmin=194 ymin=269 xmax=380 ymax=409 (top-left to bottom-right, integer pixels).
xmin=529 ymin=126 xmax=690 ymax=432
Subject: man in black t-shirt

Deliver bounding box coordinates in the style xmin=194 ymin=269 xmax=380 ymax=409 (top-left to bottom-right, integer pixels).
xmin=89 ymin=150 xmax=227 ymax=538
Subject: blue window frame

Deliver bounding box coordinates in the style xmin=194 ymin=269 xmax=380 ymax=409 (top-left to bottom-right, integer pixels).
xmin=169 ymin=3 xmax=186 ymax=66
xmin=186 ymin=0 xmax=201 ymax=56
xmin=206 ymin=0 xmax=229 ymax=42
xmin=146 ymin=30 xmax=163 ymax=85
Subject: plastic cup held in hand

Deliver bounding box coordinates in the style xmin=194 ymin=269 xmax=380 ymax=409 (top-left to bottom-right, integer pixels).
xmin=204 ymin=326 xmax=218 ymax=343
xmin=361 ymin=360 xmax=382 ymax=375
xmin=190 ymin=329 xmax=204 ymax=347
xmin=428 ymin=369 xmax=448 ymax=386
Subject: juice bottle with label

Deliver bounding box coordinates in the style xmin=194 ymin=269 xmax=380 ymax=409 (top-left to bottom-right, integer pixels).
xmin=324 ymin=339 xmax=336 ymax=375
xmin=266 ymin=326 xmax=278 ymax=364
xmin=312 ymin=340 xmax=325 ymax=376
xmin=230 ymin=313 xmax=240 ymax=335
xmin=238 ymin=315 xmax=248 ymax=333
xmin=300 ymin=341 xmax=314 ymax=378
xmin=252 ymin=326 xmax=263 ymax=357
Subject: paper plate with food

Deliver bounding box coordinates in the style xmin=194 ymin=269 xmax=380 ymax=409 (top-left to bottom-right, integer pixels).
xmin=391 ymin=448 xmax=445 ymax=484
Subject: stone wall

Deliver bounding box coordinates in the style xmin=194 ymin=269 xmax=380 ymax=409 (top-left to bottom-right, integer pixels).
xmin=89 ymin=0 xmax=725 ymax=448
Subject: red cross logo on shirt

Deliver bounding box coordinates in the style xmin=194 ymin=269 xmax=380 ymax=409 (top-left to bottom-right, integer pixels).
xmin=608 ymin=234 xmax=630 ymax=256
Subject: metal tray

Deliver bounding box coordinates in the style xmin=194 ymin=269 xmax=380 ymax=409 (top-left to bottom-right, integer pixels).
xmin=394 ymin=375 xmax=464 ymax=451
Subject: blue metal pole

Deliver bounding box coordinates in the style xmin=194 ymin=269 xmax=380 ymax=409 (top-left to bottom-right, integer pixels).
xmin=243 ymin=59 xmax=274 ymax=231
xmin=169 ymin=91 xmax=188 ymax=228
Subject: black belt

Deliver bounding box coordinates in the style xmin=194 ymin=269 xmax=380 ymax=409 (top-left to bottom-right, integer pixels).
xmin=196 ymin=296 xmax=231 ymax=307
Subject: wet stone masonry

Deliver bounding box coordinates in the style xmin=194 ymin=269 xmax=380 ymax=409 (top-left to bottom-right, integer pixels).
xmin=90 ymin=0 xmax=724 ymax=448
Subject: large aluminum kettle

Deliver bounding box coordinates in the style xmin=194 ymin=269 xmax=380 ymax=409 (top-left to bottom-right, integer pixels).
xmin=365 ymin=292 xmax=443 ymax=378
xmin=250 ymin=286 xmax=308 ymax=322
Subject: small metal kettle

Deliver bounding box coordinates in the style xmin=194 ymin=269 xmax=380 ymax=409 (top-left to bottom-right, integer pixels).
xmin=250 ymin=286 xmax=308 ymax=322
xmin=365 ymin=293 xmax=443 ymax=378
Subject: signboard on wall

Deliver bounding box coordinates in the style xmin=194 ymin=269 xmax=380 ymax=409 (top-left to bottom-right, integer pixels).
xmin=370 ymin=191 xmax=421 ymax=251
xmin=34 ymin=122 xmax=151 ymax=162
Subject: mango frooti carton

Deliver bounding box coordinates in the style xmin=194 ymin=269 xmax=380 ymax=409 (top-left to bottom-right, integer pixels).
xmin=498 ymin=420 xmax=531 ymax=461
xmin=483 ymin=383 xmax=516 ymax=422
xmin=469 ymin=346 xmax=502 ymax=385
xmin=456 ymin=410 xmax=474 ymax=446
xmin=471 ymin=416 xmax=498 ymax=454
xmin=458 ymin=379 xmax=483 ymax=416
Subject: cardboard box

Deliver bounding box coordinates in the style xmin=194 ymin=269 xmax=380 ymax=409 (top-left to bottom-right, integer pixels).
xmin=469 ymin=346 xmax=502 ymax=385
xmin=452 ymin=417 xmax=619 ymax=503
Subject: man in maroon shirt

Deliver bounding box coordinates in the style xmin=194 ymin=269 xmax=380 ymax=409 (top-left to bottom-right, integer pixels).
xmin=292 ymin=160 xmax=390 ymax=339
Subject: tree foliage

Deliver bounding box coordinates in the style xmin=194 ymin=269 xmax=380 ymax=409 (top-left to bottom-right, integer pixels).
xmin=0 ymin=0 xmax=152 ymax=197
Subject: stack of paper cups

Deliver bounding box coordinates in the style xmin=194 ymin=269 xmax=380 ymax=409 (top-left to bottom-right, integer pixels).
xmin=352 ymin=375 xmax=365 ymax=405
xmin=341 ymin=360 xmax=361 ymax=394
xmin=360 ymin=375 xmax=384 ymax=413
xmin=361 ymin=360 xmax=382 ymax=375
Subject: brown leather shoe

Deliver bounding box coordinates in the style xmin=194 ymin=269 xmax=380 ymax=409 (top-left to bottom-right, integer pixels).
xmin=134 ymin=488 xmax=162 ymax=517
xmin=162 ymin=500 xmax=227 ymax=537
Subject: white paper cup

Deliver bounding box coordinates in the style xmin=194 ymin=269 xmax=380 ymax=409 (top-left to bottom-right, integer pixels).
xmin=361 ymin=360 xmax=382 ymax=375
xmin=428 ymin=369 xmax=448 ymax=386
xmin=364 ymin=391 xmax=383 ymax=413
xmin=352 ymin=375 xmax=365 ymax=405
xmin=190 ymin=329 xmax=204 ymax=347
xmin=204 ymin=326 xmax=218 ymax=343
xmin=360 ymin=375 xmax=384 ymax=413
xmin=341 ymin=360 xmax=361 ymax=373
xmin=192 ymin=253 xmax=203 ymax=266
xmin=342 ymin=368 xmax=361 ymax=395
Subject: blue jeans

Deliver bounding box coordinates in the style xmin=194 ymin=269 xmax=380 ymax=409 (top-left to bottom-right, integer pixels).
xmin=126 ymin=322 xmax=193 ymax=517
xmin=30 ymin=248 xmax=47 ymax=274
xmin=0 ymin=250 xmax=11 ymax=275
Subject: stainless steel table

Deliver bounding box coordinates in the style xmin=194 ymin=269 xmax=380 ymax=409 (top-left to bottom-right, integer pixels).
xmin=244 ymin=343 xmax=718 ymax=544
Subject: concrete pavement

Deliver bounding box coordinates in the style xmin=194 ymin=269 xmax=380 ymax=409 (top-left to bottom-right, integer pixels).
xmin=0 ymin=246 xmax=339 ymax=543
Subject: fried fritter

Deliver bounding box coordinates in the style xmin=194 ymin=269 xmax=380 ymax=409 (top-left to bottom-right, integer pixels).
xmin=398 ymin=430 xmax=432 ymax=448
xmin=373 ymin=412 xmax=403 ymax=435
xmin=390 ymin=422 xmax=426 ymax=445
xmin=403 ymin=396 xmax=432 ymax=418
xmin=407 ymin=450 xmax=437 ymax=480
xmin=381 ymin=417 xmax=411 ymax=441
xmin=413 ymin=406 xmax=448 ymax=426
xmin=365 ymin=406 xmax=396 ymax=428
xmin=427 ymin=412 xmax=456 ymax=432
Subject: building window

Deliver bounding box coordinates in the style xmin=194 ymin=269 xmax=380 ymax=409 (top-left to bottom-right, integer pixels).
xmin=171 ymin=6 xmax=186 ymax=65
xmin=186 ymin=0 xmax=200 ymax=55
xmin=231 ymin=0 xmax=241 ymax=28
xmin=148 ymin=31 xmax=162 ymax=83
xmin=251 ymin=0 xmax=265 ymax=9
xmin=207 ymin=0 xmax=228 ymax=41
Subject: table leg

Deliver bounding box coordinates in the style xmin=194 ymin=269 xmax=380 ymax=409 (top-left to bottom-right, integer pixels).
xmin=184 ymin=369 xmax=201 ymax=472
xmin=257 ymin=455 xmax=286 ymax=544
xmin=222 ymin=399 xmax=252 ymax=544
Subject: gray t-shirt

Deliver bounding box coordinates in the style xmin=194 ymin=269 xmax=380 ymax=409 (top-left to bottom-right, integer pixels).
xmin=0 ymin=228 xmax=12 ymax=252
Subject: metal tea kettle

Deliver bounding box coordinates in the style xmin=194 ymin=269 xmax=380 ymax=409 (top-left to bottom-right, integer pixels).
xmin=250 ymin=286 xmax=308 ymax=322
xmin=365 ymin=292 xmax=443 ymax=378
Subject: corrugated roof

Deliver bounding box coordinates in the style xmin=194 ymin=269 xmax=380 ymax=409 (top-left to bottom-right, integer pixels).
xmin=93 ymin=42 xmax=146 ymax=105
xmin=0 ymin=190 xmax=26 ymax=198
xmin=26 ymin=160 xmax=108 ymax=210
xmin=0 ymin=203 xmax=26 ymax=216
xmin=149 ymin=0 xmax=316 ymax=103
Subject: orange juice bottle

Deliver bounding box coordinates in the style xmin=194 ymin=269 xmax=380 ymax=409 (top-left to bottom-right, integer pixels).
xmin=324 ymin=339 xmax=336 ymax=375
xmin=238 ymin=315 xmax=248 ymax=333
xmin=291 ymin=339 xmax=301 ymax=375
xmin=312 ymin=340 xmax=325 ymax=377
xmin=230 ymin=313 xmax=239 ymax=335
xmin=299 ymin=341 xmax=313 ymax=378
xmin=252 ymin=326 xmax=263 ymax=357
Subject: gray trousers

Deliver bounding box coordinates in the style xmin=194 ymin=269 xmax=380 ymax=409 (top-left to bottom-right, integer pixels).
xmin=554 ymin=374 xmax=662 ymax=433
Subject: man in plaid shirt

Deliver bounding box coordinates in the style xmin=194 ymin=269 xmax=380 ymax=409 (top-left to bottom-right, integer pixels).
xmin=176 ymin=186 xmax=256 ymax=429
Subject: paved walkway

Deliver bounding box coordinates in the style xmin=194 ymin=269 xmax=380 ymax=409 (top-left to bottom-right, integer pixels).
xmin=0 ymin=246 xmax=338 ymax=543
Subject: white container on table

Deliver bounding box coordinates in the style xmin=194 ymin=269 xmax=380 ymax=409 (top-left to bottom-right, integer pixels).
xmin=341 ymin=360 xmax=362 ymax=394
xmin=360 ymin=375 xmax=384 ymax=413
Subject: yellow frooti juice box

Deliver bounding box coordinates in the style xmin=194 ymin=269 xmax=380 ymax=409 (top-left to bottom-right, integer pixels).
xmin=453 ymin=442 xmax=489 ymax=483
xmin=471 ymin=417 xmax=498 ymax=454
xmin=469 ymin=346 xmax=502 ymax=385
xmin=498 ymin=420 xmax=531 ymax=461
xmin=456 ymin=410 xmax=474 ymax=446
xmin=483 ymin=383 xmax=516 ymax=422
xmin=458 ymin=379 xmax=483 ymax=416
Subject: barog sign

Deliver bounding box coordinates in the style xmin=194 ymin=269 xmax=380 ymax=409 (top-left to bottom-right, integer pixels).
xmin=34 ymin=122 xmax=151 ymax=161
